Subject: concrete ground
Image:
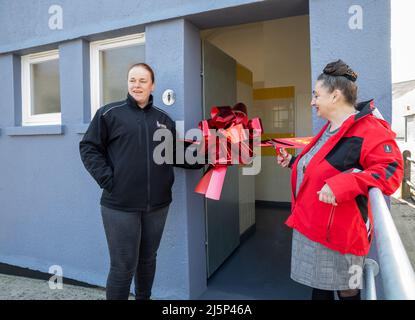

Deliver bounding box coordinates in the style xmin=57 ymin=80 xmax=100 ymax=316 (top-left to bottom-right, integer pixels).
xmin=392 ymin=139 xmax=415 ymax=268
xmin=391 ymin=197 xmax=415 ymax=269
xmin=199 ymin=206 xmax=310 ymax=300
xmin=0 ymin=273 xmax=106 ymax=300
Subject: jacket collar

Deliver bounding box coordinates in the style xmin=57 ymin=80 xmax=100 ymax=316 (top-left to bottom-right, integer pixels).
xmin=354 ymin=99 xmax=375 ymax=121
xmin=298 ymin=99 xmax=375 ymax=158
xmin=126 ymin=93 xmax=153 ymax=112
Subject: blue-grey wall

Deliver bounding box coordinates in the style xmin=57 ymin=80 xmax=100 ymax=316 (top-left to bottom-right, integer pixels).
xmin=145 ymin=19 xmax=206 ymax=299
xmin=309 ymin=0 xmax=392 ymax=133
xmin=0 ymin=0 xmax=393 ymax=299
xmin=0 ymin=18 xmax=205 ymax=299
xmin=309 ymin=0 xmax=391 ymax=299
xmin=0 ymin=0 xmax=218 ymax=298
xmin=0 ymin=0 xmax=257 ymax=54
xmin=0 ymin=40 xmax=111 ymax=289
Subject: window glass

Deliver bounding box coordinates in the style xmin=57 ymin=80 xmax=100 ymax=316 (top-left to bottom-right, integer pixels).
xmin=30 ymin=58 xmax=61 ymax=115
xmin=100 ymin=44 xmax=145 ymax=105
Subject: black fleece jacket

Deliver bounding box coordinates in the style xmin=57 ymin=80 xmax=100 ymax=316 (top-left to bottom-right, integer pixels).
xmin=79 ymin=94 xmax=203 ymax=212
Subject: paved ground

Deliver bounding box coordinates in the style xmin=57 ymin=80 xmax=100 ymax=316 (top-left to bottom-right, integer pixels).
xmin=0 ymin=273 xmax=107 ymax=300
xmin=393 ymin=140 xmax=415 ymax=267
xmin=391 ymin=197 xmax=415 ymax=269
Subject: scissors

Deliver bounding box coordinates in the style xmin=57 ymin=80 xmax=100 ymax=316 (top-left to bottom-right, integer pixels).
xmin=266 ymin=139 xmax=290 ymax=160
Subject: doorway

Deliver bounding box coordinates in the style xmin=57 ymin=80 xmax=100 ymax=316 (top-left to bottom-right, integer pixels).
xmin=200 ymin=15 xmax=312 ymax=298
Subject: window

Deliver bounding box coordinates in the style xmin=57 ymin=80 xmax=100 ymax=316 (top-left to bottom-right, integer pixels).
xmin=21 ymin=50 xmax=61 ymax=126
xmin=253 ymin=98 xmax=294 ymax=134
xmin=272 ymin=103 xmax=294 ymax=132
xmin=90 ymin=33 xmax=145 ymax=117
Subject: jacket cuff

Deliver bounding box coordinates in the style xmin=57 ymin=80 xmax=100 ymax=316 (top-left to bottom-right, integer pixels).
xmin=174 ymin=162 xmax=205 ymax=170
xmin=288 ymin=155 xmax=297 ymax=169
xmin=325 ymin=174 xmax=355 ymax=203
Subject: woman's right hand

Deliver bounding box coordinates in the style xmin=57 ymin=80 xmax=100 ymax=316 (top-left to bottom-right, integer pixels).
xmin=276 ymin=148 xmax=292 ymax=168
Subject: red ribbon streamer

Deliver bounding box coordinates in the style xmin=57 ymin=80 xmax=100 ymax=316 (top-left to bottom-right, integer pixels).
xmin=195 ymin=105 xmax=262 ymax=200
xmin=193 ymin=106 xmax=312 ymax=200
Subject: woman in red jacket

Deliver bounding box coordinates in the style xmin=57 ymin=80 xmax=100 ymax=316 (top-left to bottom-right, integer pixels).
xmin=277 ymin=60 xmax=403 ymax=300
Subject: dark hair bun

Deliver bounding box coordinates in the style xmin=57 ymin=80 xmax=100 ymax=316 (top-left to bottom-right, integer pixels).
xmin=233 ymin=102 xmax=247 ymax=115
xmin=323 ymin=59 xmax=358 ymax=82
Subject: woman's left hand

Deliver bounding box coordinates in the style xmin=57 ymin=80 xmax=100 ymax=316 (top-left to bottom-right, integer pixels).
xmin=317 ymin=184 xmax=337 ymax=206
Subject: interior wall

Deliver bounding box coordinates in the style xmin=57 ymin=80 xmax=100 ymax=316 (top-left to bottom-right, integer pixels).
xmin=201 ymin=15 xmax=312 ymax=202
xmin=237 ymin=64 xmax=255 ymax=234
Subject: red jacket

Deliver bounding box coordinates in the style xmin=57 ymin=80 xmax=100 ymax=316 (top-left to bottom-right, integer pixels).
xmin=285 ymin=100 xmax=403 ymax=256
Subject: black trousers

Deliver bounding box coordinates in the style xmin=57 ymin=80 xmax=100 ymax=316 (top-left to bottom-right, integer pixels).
xmin=101 ymin=205 xmax=169 ymax=300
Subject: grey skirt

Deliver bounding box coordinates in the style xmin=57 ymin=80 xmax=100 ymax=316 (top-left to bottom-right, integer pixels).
xmin=291 ymin=229 xmax=365 ymax=291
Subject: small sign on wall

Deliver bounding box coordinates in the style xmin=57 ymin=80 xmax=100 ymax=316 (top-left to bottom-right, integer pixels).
xmin=162 ymin=89 xmax=176 ymax=106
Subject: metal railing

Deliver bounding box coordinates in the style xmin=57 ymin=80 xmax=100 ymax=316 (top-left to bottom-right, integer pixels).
xmin=364 ymin=258 xmax=379 ymax=300
xmin=364 ymin=188 xmax=415 ymax=300
xmin=402 ymin=150 xmax=415 ymax=202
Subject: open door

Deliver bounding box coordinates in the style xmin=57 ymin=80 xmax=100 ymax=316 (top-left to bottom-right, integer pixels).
xmin=202 ymin=41 xmax=240 ymax=278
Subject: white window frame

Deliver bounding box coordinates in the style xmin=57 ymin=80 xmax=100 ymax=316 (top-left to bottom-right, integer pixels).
xmin=90 ymin=33 xmax=145 ymax=118
xmin=21 ymin=50 xmax=61 ymax=126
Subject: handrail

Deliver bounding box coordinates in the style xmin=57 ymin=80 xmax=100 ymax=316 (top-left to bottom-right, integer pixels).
xmin=364 ymin=258 xmax=379 ymax=300
xmin=369 ymin=188 xmax=415 ymax=299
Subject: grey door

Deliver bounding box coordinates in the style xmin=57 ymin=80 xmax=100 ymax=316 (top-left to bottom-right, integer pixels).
xmin=202 ymin=41 xmax=240 ymax=278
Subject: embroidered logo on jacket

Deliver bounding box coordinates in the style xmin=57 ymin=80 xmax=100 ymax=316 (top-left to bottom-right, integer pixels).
xmin=384 ymin=144 xmax=392 ymax=153
xmin=157 ymin=121 xmax=167 ymax=129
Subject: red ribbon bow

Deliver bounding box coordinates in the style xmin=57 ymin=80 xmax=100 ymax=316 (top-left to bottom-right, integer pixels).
xmin=195 ymin=105 xmax=263 ymax=200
